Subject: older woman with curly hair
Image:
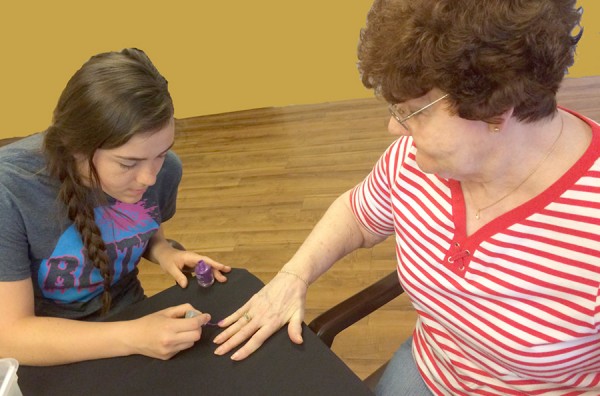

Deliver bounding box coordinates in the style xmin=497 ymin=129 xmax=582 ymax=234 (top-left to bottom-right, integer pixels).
xmin=214 ymin=1 xmax=598 ymax=394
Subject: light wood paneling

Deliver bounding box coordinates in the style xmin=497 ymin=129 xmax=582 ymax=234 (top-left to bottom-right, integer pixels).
xmin=138 ymin=76 xmax=600 ymax=380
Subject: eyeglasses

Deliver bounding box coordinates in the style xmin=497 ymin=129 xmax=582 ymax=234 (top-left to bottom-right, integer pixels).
xmin=388 ymin=93 xmax=449 ymax=131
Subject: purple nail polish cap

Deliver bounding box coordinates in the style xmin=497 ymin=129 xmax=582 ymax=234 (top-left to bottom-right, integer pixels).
xmin=195 ymin=260 xmax=214 ymax=288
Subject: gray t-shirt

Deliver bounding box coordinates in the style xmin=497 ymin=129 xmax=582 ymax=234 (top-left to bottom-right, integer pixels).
xmin=0 ymin=132 xmax=182 ymax=319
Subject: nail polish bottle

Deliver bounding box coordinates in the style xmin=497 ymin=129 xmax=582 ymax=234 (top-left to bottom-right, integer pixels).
xmin=195 ymin=260 xmax=214 ymax=288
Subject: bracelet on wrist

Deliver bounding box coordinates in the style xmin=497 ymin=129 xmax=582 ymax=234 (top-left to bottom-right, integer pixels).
xmin=278 ymin=269 xmax=310 ymax=287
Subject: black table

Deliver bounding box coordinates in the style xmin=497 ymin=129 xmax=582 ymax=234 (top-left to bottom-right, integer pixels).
xmin=18 ymin=269 xmax=373 ymax=395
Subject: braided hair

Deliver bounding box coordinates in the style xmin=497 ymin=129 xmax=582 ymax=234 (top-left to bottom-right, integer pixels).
xmin=43 ymin=48 xmax=174 ymax=314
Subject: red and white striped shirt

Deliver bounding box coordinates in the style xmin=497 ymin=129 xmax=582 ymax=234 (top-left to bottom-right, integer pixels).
xmin=350 ymin=109 xmax=600 ymax=395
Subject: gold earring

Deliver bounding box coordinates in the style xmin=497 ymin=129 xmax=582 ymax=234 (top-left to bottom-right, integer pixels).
xmin=492 ymin=126 xmax=500 ymax=133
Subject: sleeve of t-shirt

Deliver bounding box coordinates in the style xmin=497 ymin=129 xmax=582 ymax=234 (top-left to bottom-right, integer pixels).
xmin=349 ymin=137 xmax=412 ymax=237
xmin=0 ymin=182 xmax=31 ymax=281
xmin=157 ymin=150 xmax=183 ymax=223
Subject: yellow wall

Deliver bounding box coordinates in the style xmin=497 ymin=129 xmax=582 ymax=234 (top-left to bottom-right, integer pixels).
xmin=1 ymin=0 xmax=598 ymax=138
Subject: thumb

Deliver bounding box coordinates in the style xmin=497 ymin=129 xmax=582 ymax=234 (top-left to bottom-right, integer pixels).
xmin=288 ymin=317 xmax=304 ymax=345
xmin=164 ymin=303 xmax=195 ymax=318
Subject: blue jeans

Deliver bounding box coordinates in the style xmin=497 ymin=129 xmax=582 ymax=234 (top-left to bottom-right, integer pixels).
xmin=375 ymin=337 xmax=433 ymax=395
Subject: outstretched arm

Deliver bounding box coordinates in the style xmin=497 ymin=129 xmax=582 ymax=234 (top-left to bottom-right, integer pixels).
xmin=0 ymin=278 xmax=212 ymax=366
xmin=213 ymin=190 xmax=386 ymax=360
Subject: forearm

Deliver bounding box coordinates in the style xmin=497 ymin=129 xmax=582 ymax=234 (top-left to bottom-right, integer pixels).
xmin=1 ymin=317 xmax=133 ymax=366
xmin=282 ymin=190 xmax=385 ymax=285
xmin=143 ymin=226 xmax=172 ymax=264
xmin=212 ymin=190 xmax=387 ymax=360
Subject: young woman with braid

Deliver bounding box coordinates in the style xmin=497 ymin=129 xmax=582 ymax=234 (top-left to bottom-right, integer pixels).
xmin=0 ymin=48 xmax=230 ymax=365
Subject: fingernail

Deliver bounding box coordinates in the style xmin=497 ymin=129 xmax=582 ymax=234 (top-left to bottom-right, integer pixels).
xmin=214 ymin=347 xmax=223 ymax=355
xmin=217 ymin=320 xmax=224 ymax=326
xmin=231 ymin=352 xmax=239 ymax=360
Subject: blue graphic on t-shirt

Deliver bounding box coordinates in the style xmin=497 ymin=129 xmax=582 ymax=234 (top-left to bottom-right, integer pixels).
xmin=38 ymin=200 xmax=159 ymax=303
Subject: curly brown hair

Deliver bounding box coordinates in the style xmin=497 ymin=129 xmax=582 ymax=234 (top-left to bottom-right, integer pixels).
xmin=43 ymin=48 xmax=173 ymax=314
xmin=358 ymin=0 xmax=583 ymax=122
